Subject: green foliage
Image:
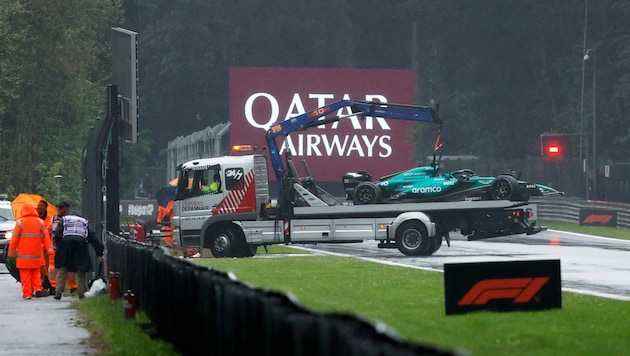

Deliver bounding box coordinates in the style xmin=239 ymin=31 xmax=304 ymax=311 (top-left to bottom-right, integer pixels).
xmin=0 ymin=0 xmax=122 ymax=200
xmin=0 ymin=0 xmax=27 ymax=114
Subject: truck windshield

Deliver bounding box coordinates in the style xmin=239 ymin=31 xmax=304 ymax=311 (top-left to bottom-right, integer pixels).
xmin=174 ymin=165 xmax=221 ymax=200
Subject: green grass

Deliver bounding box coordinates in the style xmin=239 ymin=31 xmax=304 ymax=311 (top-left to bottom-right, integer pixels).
xmin=76 ymin=220 xmax=629 ymax=355
xmin=75 ymin=295 xmax=179 ymax=355
xmin=195 ymin=256 xmax=629 ymax=356
xmin=539 ymin=219 xmax=630 ymax=240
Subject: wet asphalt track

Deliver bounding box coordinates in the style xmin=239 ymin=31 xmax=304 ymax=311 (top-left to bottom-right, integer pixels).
xmin=294 ymin=229 xmax=630 ymax=301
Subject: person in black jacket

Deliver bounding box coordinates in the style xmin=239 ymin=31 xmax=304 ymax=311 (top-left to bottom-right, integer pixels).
xmin=53 ymin=210 xmax=104 ymax=300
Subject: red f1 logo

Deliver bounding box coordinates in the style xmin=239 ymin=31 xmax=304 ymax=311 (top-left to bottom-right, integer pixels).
xmin=458 ymin=277 xmax=550 ymax=305
xmin=582 ymin=215 xmax=613 ymax=224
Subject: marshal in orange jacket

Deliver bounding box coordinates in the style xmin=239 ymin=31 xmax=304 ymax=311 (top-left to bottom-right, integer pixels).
xmin=8 ymin=203 xmax=54 ymax=269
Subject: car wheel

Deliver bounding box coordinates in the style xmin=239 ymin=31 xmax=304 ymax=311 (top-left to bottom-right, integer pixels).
xmin=353 ymin=181 xmax=382 ymax=205
xmin=395 ymin=221 xmax=432 ymax=256
xmin=490 ymin=175 xmax=519 ymax=200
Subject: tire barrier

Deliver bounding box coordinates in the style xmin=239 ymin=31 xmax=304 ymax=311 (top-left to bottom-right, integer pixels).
xmin=104 ymin=234 xmax=461 ymax=356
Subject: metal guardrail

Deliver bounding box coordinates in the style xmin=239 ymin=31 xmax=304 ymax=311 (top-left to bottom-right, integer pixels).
xmin=532 ymin=196 xmax=630 ymax=229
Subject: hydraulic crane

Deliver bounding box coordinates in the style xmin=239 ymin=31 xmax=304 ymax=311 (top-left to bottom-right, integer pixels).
xmin=265 ymin=100 xmax=441 ymax=187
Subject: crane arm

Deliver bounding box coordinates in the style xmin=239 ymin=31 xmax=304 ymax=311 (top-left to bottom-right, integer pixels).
xmin=265 ymin=100 xmax=440 ymax=184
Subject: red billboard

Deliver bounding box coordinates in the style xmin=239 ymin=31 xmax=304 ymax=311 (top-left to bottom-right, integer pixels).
xmin=229 ymin=67 xmax=419 ymax=184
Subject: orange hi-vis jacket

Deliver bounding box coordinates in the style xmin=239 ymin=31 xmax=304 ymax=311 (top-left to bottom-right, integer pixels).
xmin=8 ymin=204 xmax=54 ymax=269
xmin=157 ymin=201 xmax=174 ymax=246
xmin=40 ymin=214 xmax=53 ymax=267
xmin=156 ymin=201 xmax=173 ymax=227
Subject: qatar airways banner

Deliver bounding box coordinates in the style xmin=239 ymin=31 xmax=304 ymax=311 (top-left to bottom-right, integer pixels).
xmin=229 ymin=67 xmax=417 ymax=183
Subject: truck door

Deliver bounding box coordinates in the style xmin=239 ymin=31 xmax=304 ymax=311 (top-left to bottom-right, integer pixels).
xmin=174 ymin=164 xmax=224 ymax=246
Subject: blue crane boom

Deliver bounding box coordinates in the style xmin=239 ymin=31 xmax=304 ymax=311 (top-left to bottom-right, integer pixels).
xmin=265 ymin=100 xmax=441 ymax=185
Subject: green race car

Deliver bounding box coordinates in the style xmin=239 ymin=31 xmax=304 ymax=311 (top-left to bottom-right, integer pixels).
xmin=346 ymin=165 xmax=562 ymax=205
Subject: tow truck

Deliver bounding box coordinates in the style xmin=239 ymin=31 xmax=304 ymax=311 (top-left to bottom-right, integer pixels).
xmin=171 ymin=100 xmax=544 ymax=258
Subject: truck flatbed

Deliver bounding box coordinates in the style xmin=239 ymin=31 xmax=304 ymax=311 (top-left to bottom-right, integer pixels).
xmin=293 ymin=200 xmax=531 ymax=217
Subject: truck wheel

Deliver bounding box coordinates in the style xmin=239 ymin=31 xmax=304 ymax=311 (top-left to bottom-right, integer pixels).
xmin=395 ymin=221 xmax=432 ymax=256
xmin=235 ymin=242 xmax=257 ymax=258
xmin=353 ymin=181 xmax=382 ymax=205
xmin=428 ymin=235 xmax=443 ymax=255
xmin=490 ymin=175 xmax=519 ymax=200
xmin=208 ymin=225 xmax=240 ymax=258
xmin=241 ymin=244 xmax=257 ymax=257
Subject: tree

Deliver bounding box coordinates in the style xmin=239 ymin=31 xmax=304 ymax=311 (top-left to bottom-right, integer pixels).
xmin=0 ymin=0 xmax=122 ymax=205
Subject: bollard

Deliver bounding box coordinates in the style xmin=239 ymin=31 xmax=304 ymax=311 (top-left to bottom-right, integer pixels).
xmin=122 ymin=290 xmax=137 ymax=319
xmin=108 ymin=272 xmax=120 ymax=300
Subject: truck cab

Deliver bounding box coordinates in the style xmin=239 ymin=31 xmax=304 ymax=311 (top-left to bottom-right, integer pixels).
xmin=172 ymin=154 xmax=270 ymax=248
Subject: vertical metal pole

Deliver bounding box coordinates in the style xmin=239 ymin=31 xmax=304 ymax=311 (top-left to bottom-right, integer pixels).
xmin=580 ymin=0 xmax=588 ymax=199
xmin=592 ymin=53 xmax=597 ymax=200
xmin=106 ymin=85 xmax=120 ymax=234
xmin=584 ymin=138 xmax=589 ymax=200
xmin=54 ymin=175 xmax=63 ymax=203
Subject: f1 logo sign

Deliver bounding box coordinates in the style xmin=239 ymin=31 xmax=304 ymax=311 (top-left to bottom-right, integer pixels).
xmin=457 ymin=277 xmax=549 ymax=305
xmin=582 ymin=215 xmax=612 ymax=224
xmin=579 ymin=209 xmax=617 ymax=227
xmin=444 ymin=260 xmax=561 ymax=315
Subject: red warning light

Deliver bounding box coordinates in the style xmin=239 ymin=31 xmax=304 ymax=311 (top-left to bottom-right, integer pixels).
xmin=547 ymin=144 xmax=560 ymax=155
xmin=540 ymin=134 xmax=571 ymax=159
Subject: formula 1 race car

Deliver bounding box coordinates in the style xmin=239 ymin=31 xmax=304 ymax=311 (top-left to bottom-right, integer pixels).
xmin=340 ymin=129 xmax=563 ymax=205
xmin=345 ymin=166 xmax=562 ymax=205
